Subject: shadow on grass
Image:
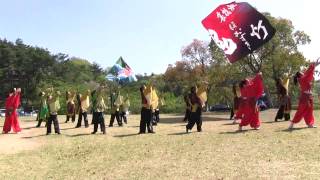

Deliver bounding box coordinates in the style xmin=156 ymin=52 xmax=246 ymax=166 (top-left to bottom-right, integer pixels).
xmin=220 ymin=130 xmax=247 ymax=134
xmin=167 ymin=132 xmax=188 ymax=136
xmin=22 ymin=134 xmax=48 ymax=138
xmin=22 ymin=126 xmax=39 ymax=130
xmin=159 ymin=117 xmax=229 ymax=124
xmin=278 ymin=127 xmax=309 ymax=132
xmin=264 ymin=120 xmax=288 ymax=124
xmin=222 ymin=122 xmax=238 ymax=126
xmin=113 ymin=133 xmax=140 ymax=138
xmin=60 ymin=127 xmax=77 ymax=131
xmin=65 ymin=133 xmax=92 ymax=137
xmin=220 ymin=129 xmax=261 ymax=134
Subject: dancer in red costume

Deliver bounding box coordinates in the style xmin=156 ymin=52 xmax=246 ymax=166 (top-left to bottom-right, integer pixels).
xmin=238 ymin=73 xmax=264 ymax=131
xmin=289 ymin=59 xmax=320 ymax=129
xmin=2 ymin=88 xmax=22 ymax=134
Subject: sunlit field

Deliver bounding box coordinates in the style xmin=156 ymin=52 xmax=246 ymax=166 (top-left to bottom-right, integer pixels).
xmin=0 ymin=109 xmax=320 ymax=179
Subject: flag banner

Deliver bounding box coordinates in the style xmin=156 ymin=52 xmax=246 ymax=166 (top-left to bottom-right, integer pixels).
xmin=107 ymin=56 xmax=137 ymax=84
xmin=202 ymin=1 xmax=276 ymax=63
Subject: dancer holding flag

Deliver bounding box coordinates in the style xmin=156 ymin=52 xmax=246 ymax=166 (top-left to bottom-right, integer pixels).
xmin=238 ymin=73 xmax=264 ymax=131
xmin=289 ymin=59 xmax=320 ymax=129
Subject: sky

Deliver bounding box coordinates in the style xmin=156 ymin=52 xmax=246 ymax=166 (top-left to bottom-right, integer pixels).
xmin=0 ymin=0 xmax=318 ymax=75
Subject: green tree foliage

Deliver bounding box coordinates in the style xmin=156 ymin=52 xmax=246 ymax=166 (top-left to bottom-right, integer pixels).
xmin=0 ymin=39 xmax=107 ymax=110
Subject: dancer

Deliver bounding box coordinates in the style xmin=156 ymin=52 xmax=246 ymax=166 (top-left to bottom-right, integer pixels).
xmin=289 ymin=59 xmax=320 ymax=129
xmin=65 ymin=90 xmax=76 ymax=123
xmin=91 ymin=86 xmax=107 ymax=134
xmin=47 ymin=89 xmax=61 ymax=135
xmin=139 ymin=84 xmax=154 ymax=134
xmin=120 ymin=94 xmax=130 ymax=124
xmin=36 ymin=91 xmax=49 ymax=127
xmin=238 ymin=72 xmax=264 ymax=131
xmin=274 ymin=75 xmax=291 ymax=122
xmin=186 ymin=86 xmax=204 ymax=133
xmin=109 ymin=91 xmax=122 ymax=127
xmin=75 ymin=90 xmax=90 ymax=128
xmin=2 ymin=88 xmax=22 ymax=134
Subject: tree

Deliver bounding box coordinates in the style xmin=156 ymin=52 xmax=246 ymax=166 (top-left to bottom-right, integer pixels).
xmin=164 ymin=60 xmax=203 ymax=96
xmin=181 ymin=39 xmax=212 ymax=75
xmin=0 ymin=38 xmax=107 ymax=109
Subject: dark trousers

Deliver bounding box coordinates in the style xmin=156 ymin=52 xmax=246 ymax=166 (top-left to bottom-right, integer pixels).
xmin=36 ymin=118 xmax=47 ymax=127
xmin=109 ymin=111 xmax=122 ymax=126
xmin=230 ymin=108 xmax=234 ymax=120
xmin=152 ymin=110 xmax=160 ymax=125
xmin=120 ymin=111 xmax=127 ymax=124
xmin=93 ymin=112 xmax=106 ymax=133
xmin=47 ymin=114 xmax=60 ymax=134
xmin=76 ymin=111 xmax=89 ymax=127
xmin=275 ymin=105 xmax=290 ymax=121
xmin=65 ymin=114 xmax=75 ymax=123
xmin=183 ymin=108 xmax=191 ymax=122
xmin=139 ymin=107 xmax=153 ymax=133
xmin=186 ymin=108 xmax=202 ymax=131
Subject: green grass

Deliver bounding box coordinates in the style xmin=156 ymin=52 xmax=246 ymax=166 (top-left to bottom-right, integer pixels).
xmin=1 ymin=110 xmax=320 ymax=179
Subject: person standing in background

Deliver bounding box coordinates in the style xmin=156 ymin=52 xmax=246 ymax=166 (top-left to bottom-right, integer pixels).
xmin=120 ymin=94 xmax=130 ymax=124
xmin=76 ymin=90 xmax=90 ymax=128
xmin=36 ymin=91 xmax=49 ymax=128
xmin=91 ymin=86 xmax=107 ymax=134
xmin=65 ymin=90 xmax=76 ymax=123
xmin=46 ymin=89 xmax=61 ymax=135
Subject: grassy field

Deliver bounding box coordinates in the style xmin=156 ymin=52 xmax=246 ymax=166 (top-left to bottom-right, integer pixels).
xmin=0 ymin=109 xmax=320 ymax=179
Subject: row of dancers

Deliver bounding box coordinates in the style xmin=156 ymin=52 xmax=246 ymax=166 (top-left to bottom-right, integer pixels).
xmin=1 ymin=84 xmax=161 ymax=135
xmin=183 ymin=60 xmax=319 ymax=132
xmin=2 ymin=60 xmax=320 ymax=134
